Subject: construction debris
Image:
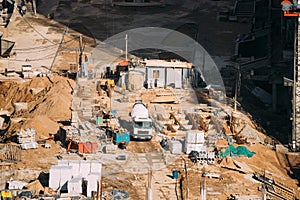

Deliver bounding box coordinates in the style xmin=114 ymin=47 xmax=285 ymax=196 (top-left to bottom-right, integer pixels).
xmin=25 ymin=180 xmax=44 ymax=196
xmin=0 ymin=143 xmax=21 ymax=162
xmin=253 ymin=172 xmax=296 ymax=200
xmin=6 ymin=179 xmax=27 ymax=190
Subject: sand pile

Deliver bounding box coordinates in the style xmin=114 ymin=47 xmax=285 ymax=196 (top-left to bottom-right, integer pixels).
xmin=23 ymin=115 xmax=60 ymax=137
xmin=0 ymin=76 xmax=75 ymax=121
xmin=28 ymin=76 xmax=75 ymax=121
xmin=0 ymin=76 xmax=75 ymax=142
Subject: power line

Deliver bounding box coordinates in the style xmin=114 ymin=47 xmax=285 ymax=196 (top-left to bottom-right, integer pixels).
xmin=50 ymin=26 xmax=69 ymax=71
xmin=21 ymin=17 xmax=58 ymax=45
xmin=13 ymin=37 xmax=79 ymax=52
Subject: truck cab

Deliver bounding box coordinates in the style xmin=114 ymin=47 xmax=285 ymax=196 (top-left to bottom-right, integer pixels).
xmin=132 ymin=117 xmax=152 ymax=140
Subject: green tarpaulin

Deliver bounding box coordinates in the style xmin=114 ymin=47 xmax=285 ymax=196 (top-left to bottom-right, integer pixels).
xmin=219 ymin=145 xmax=256 ymax=158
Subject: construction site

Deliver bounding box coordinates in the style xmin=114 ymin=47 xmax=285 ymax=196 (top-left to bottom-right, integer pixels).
xmin=0 ymin=0 xmax=300 ymax=199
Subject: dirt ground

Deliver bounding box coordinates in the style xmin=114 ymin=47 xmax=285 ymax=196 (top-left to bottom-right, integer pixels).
xmin=126 ymin=140 xmax=162 ymax=153
xmin=1 ymin=77 xmax=296 ymax=199
xmin=0 ymin=76 xmax=74 ymax=186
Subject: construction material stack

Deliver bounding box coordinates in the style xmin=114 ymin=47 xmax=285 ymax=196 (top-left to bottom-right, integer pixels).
xmin=49 ymin=160 xmax=102 ymax=197
xmin=95 ymin=79 xmax=130 ymax=146
xmin=17 ymin=128 xmax=38 ymax=150
xmin=184 ymin=131 xmax=205 ymax=154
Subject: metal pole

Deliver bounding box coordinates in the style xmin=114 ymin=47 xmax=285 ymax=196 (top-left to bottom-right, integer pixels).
xmin=147 ymin=169 xmax=152 ymax=200
xmin=292 ymin=20 xmax=297 ymax=151
xmin=200 ymin=176 xmax=206 ymax=200
xmin=125 ymin=34 xmax=128 ymax=61
xmin=180 ymin=157 xmax=188 ymax=200
xmin=79 ymin=34 xmax=83 ymax=78
xmin=262 ymin=170 xmax=266 ymax=200
xmin=32 ymin=0 xmax=36 ymax=15
xmin=234 ymin=64 xmax=240 ymax=111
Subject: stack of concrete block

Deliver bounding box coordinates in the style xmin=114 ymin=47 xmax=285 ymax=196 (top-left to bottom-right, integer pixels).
xmin=86 ymin=173 xmax=101 ymax=197
xmin=184 ymin=131 xmax=205 ymax=154
xmin=207 ymin=151 xmax=216 ymax=165
xmin=103 ymin=144 xmax=117 ymax=154
xmin=169 ymin=140 xmax=182 ymax=154
xmin=198 ymin=146 xmax=207 ymax=164
xmin=68 ymin=177 xmax=82 ymax=196
xmin=17 ymin=128 xmax=38 ymax=150
xmin=49 ymin=160 xmax=102 ymax=197
xmin=49 ymin=165 xmax=73 ymax=191
xmin=22 ymin=65 xmax=35 ymax=79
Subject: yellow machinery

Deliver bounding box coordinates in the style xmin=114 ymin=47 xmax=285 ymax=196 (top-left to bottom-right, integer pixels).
xmin=97 ymin=79 xmax=115 ymax=98
xmin=1 ymin=190 xmax=12 ymax=200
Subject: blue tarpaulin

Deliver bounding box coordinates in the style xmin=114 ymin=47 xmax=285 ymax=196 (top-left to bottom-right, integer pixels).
xmin=219 ymin=145 xmax=256 ymax=158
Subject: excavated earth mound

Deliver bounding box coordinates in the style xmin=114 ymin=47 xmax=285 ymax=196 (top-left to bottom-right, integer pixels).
xmin=0 ymin=76 xmax=75 ymax=142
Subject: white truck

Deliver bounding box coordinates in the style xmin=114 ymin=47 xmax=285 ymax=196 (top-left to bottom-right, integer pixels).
xmin=130 ymin=100 xmax=153 ymax=140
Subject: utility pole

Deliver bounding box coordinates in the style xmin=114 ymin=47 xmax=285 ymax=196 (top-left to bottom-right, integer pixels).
xmin=202 ymin=49 xmax=205 ymax=76
xmin=181 ymin=157 xmax=188 ymax=200
xmin=262 ymin=170 xmax=267 ymax=200
xmin=50 ymin=26 xmax=68 ymax=73
xmin=125 ymin=34 xmax=128 ymax=61
xmin=200 ymin=176 xmax=206 ymax=200
xmin=79 ymin=34 xmax=83 ymax=77
xmin=234 ymin=63 xmax=240 ymax=111
xmin=147 ymin=168 xmax=152 ymax=200
xmin=32 ymin=0 xmax=37 ymax=15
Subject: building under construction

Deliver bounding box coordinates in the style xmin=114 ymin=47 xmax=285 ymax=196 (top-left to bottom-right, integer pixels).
xmin=222 ymin=0 xmax=300 ymax=151
xmin=0 ymin=0 xmax=299 ymax=199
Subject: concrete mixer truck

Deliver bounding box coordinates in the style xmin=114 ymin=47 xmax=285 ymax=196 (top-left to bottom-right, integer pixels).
xmin=130 ymin=100 xmax=153 ymax=140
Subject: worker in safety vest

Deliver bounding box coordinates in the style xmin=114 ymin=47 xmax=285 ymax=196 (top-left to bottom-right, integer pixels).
xmin=281 ymin=0 xmax=293 ymax=11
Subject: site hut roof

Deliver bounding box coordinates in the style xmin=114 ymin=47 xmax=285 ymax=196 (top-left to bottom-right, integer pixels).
xmin=143 ymin=59 xmax=193 ymax=68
